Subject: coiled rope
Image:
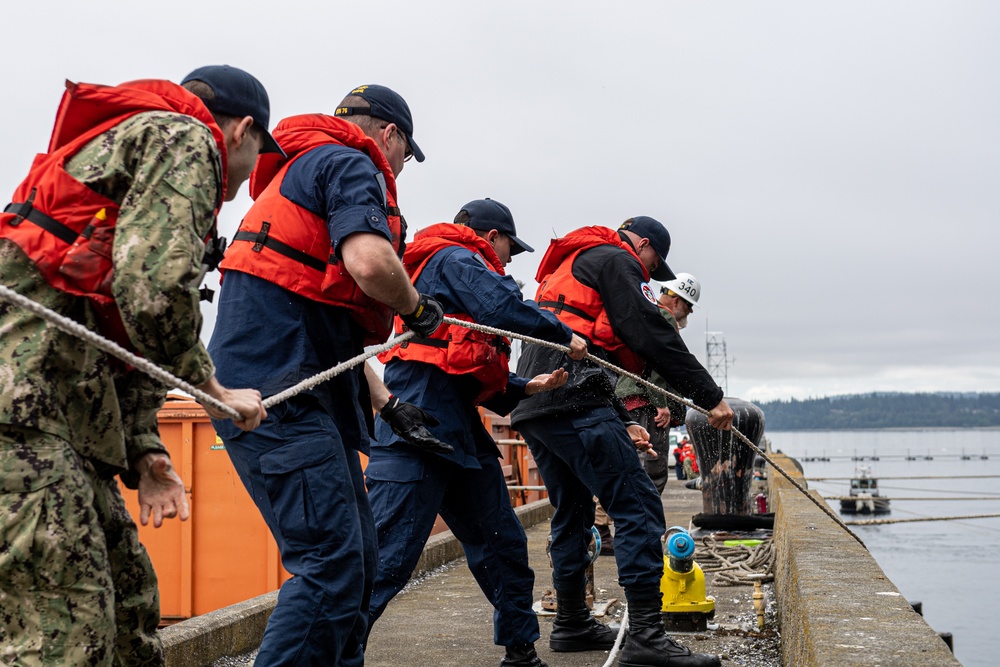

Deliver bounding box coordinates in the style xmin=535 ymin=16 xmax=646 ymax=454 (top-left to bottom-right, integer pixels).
xmin=0 ymin=285 xmax=863 ymax=550
xmin=695 ymin=538 xmax=775 ymax=586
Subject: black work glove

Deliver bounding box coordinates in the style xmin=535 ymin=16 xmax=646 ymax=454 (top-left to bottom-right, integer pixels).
xmin=380 ymin=396 xmax=454 ymax=455
xmin=400 ymin=294 xmax=444 ymax=338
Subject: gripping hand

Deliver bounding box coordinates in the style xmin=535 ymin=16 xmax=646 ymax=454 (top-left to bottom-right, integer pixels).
xmin=401 ymin=294 xmax=445 ymax=338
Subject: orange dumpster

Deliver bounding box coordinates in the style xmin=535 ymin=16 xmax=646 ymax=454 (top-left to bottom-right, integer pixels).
xmin=119 ymin=400 xmax=546 ymax=620
xmin=118 ymin=397 xmax=291 ymax=620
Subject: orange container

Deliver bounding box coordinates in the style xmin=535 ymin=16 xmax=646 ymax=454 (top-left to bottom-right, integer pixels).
xmin=118 ymin=398 xmax=291 ymax=620
xmin=120 ymin=401 xmax=546 ymax=620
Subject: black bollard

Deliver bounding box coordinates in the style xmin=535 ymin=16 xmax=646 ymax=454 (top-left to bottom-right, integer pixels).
xmin=685 ymin=397 xmax=765 ymax=516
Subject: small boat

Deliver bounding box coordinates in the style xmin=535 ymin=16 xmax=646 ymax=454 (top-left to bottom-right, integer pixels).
xmin=839 ymin=467 xmax=891 ymax=515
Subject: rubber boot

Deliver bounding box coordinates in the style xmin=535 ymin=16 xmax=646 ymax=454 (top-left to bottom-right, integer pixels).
xmin=549 ymin=589 xmax=616 ymax=652
xmin=499 ymin=642 xmax=547 ymax=667
xmin=619 ymin=594 xmax=720 ymax=667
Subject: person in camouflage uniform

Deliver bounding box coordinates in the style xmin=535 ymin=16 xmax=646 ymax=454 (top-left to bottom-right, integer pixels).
xmin=0 ymin=66 xmax=275 ymax=666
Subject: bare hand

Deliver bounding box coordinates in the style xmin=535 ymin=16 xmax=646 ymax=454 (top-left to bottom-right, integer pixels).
xmin=707 ymin=399 xmax=734 ymax=431
xmin=198 ymin=377 xmax=266 ymax=431
xmin=654 ymin=407 xmax=671 ymax=428
xmin=567 ymin=334 xmax=588 ymax=360
xmin=525 ymin=368 xmax=569 ymax=396
xmin=137 ymin=453 xmax=190 ymax=528
xmin=626 ymin=423 xmax=656 ymax=458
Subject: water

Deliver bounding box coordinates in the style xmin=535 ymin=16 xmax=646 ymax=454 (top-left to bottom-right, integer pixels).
xmin=769 ymin=429 xmax=1000 ymax=667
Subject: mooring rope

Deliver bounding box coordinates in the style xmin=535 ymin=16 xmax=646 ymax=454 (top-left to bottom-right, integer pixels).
xmin=0 ymin=287 xmax=864 ymax=550
xmin=809 ymin=475 xmax=1000 ymax=481
xmin=843 ymin=513 xmax=1000 ymax=526
xmin=0 ymin=284 xmax=243 ymax=420
xmin=260 ymin=331 xmax=414 ymax=409
xmin=448 ymin=316 xmax=868 ymax=548
xmin=602 ymin=605 xmax=629 ymax=667
xmin=823 ymin=496 xmax=1000 ymax=501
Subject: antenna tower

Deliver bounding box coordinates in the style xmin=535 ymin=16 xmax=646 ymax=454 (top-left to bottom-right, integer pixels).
xmin=705 ymin=331 xmax=729 ymax=395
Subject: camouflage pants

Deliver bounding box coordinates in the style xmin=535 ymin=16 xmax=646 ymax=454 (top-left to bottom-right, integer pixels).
xmin=0 ymin=427 xmax=162 ymax=666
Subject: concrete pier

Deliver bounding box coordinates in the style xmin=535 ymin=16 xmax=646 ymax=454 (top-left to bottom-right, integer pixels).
xmin=162 ymin=454 xmax=959 ymax=667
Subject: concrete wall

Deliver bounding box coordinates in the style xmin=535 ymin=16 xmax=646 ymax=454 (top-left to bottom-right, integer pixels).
xmin=768 ymin=452 xmax=959 ymax=666
xmin=160 ymin=499 xmax=554 ymax=667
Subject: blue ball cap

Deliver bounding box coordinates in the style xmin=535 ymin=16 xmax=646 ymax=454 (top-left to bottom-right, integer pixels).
xmin=619 ymin=216 xmax=675 ymax=281
xmin=459 ymin=198 xmax=533 ymax=256
xmin=334 ymin=84 xmax=424 ymax=162
xmin=181 ymin=65 xmax=284 ymax=157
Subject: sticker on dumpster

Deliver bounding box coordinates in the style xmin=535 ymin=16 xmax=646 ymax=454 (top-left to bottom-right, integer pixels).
xmin=212 ymin=435 xmax=226 ymax=450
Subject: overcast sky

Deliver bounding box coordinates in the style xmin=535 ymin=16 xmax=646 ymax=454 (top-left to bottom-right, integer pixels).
xmin=3 ymin=1 xmax=998 ymax=402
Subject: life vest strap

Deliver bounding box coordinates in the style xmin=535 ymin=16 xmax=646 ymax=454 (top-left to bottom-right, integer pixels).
xmin=4 ymin=197 xmax=78 ymax=245
xmin=538 ymin=297 xmax=595 ymax=322
xmin=400 ymin=333 xmax=510 ymax=356
xmin=233 ymin=223 xmax=328 ymax=273
xmin=401 ymin=335 xmax=450 ymax=349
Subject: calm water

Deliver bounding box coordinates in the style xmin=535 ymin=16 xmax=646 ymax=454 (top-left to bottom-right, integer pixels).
xmin=768 ymin=429 xmax=1000 ymax=667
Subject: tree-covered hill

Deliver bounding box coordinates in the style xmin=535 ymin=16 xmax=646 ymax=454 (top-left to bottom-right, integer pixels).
xmin=753 ymin=392 xmax=1000 ymax=430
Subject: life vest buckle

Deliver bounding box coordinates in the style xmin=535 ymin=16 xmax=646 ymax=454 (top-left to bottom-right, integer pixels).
xmin=252 ymin=221 xmax=271 ymax=252
xmin=5 ymin=187 xmax=38 ymax=227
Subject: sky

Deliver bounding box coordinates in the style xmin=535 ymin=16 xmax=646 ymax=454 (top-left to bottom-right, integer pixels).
xmin=2 ymin=1 xmax=998 ymax=402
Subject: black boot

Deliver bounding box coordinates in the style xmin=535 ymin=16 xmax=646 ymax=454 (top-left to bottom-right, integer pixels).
xmin=549 ymin=588 xmax=616 ymax=652
xmin=619 ymin=594 xmax=720 ymax=667
xmin=499 ymin=642 xmax=547 ymax=667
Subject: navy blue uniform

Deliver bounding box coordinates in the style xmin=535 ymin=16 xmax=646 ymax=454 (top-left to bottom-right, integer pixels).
xmin=365 ymin=242 xmax=572 ymax=648
xmin=209 ymin=146 xmax=392 ymax=667
xmin=511 ymin=236 xmax=722 ymax=598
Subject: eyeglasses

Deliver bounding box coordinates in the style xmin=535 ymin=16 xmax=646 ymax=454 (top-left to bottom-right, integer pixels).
xmin=381 ymin=125 xmax=413 ymax=163
xmin=395 ymin=126 xmax=413 ymax=163
xmin=641 ymin=241 xmax=661 ymax=272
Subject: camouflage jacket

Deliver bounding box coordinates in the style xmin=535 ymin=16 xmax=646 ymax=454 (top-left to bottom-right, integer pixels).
xmin=614 ymin=306 xmax=685 ymax=417
xmin=0 ymin=110 xmax=219 ymax=475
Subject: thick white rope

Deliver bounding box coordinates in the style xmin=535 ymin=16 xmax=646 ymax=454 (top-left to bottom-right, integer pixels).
xmin=602 ymin=605 xmax=629 ymax=667
xmin=446 ymin=316 xmax=866 ymax=548
xmin=844 ymin=513 xmax=1000 ymax=526
xmin=0 ymin=283 xmax=242 ymax=420
xmin=0 ymin=288 xmax=862 ymax=547
xmin=260 ymin=331 xmax=414 ymax=409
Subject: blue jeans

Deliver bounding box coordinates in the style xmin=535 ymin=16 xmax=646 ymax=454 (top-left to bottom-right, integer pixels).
xmin=516 ymin=407 xmax=666 ymax=592
xmin=214 ymin=396 xmax=376 ymax=667
xmin=366 ymin=448 xmax=539 ymax=647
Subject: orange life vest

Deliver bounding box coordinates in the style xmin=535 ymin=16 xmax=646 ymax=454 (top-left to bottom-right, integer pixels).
xmin=220 ymin=114 xmax=403 ymax=344
xmin=0 ymin=79 xmax=228 ymax=345
xmin=378 ymin=223 xmax=510 ymax=404
xmin=535 ymin=226 xmax=648 ymax=374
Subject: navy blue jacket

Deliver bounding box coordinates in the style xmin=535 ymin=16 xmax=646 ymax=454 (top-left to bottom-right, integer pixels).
xmin=210 ymin=146 xmax=392 ymax=454
xmin=374 ymin=243 xmax=573 ymax=469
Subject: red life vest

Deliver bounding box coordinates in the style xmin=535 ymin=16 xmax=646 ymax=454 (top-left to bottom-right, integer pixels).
xmin=534 ymin=226 xmax=649 ymax=374
xmin=0 ymin=80 xmax=228 ymax=345
xmin=220 ymin=114 xmax=404 ymax=344
xmin=378 ymin=223 xmax=511 ymax=404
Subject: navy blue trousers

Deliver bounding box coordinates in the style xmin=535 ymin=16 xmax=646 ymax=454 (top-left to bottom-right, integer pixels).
xmin=516 ymin=407 xmax=666 ymax=593
xmin=215 ymin=396 xmax=377 ymax=667
xmin=365 ymin=448 xmax=539 ymax=647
